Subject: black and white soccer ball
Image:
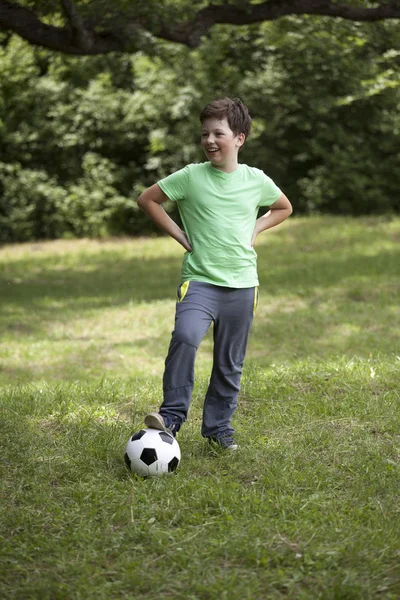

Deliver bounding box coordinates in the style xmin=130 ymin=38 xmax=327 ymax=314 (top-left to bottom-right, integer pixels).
xmin=124 ymin=428 xmax=181 ymax=476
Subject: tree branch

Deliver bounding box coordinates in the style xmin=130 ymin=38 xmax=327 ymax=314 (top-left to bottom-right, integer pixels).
xmin=160 ymin=0 xmax=400 ymax=47
xmin=60 ymin=0 xmax=92 ymax=51
xmin=0 ymin=0 xmax=399 ymax=55
xmin=0 ymin=0 xmax=128 ymax=54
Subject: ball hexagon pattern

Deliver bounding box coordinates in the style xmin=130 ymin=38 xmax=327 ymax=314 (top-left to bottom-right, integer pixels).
xmin=124 ymin=428 xmax=181 ymax=477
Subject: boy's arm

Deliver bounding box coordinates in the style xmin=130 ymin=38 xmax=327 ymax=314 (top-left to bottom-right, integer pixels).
xmin=251 ymin=193 xmax=293 ymax=247
xmin=137 ymin=184 xmax=192 ymax=252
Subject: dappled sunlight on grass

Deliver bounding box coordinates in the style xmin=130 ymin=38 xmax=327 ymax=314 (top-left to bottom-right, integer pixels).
xmin=1 ymin=353 xmax=400 ymax=598
xmin=1 ymin=219 xmax=400 ymax=600
xmin=1 ymin=216 xmax=399 ymax=385
xmin=0 ymin=236 xmax=185 ymax=262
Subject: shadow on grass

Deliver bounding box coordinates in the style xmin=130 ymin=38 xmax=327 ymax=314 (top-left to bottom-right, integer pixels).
xmin=2 ymin=220 xmax=400 ymax=597
xmin=1 ymin=252 xmax=183 ymax=309
xmin=2 ymin=237 xmax=399 ymax=313
xmin=2 ymin=367 xmax=400 ymax=600
xmin=1 ymin=218 xmax=399 ymax=383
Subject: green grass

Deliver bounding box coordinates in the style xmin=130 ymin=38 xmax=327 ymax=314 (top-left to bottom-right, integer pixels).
xmin=1 ymin=216 xmax=400 ymax=599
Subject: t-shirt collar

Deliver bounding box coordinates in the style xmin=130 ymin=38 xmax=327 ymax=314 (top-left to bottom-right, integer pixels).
xmin=207 ymin=162 xmax=242 ymax=179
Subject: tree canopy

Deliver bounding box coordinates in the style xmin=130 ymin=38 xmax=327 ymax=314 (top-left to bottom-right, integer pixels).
xmin=0 ymin=3 xmax=399 ymax=241
xmin=1 ymin=0 xmax=400 ymax=55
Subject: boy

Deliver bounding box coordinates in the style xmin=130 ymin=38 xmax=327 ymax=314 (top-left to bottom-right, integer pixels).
xmin=137 ymin=98 xmax=292 ymax=449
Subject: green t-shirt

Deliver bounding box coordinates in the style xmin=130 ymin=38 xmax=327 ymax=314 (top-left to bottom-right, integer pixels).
xmin=158 ymin=162 xmax=281 ymax=288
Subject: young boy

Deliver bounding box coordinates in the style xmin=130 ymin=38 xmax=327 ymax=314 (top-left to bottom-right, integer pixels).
xmin=137 ymin=98 xmax=292 ymax=449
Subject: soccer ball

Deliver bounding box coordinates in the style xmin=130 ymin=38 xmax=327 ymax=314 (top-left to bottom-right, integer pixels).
xmin=124 ymin=428 xmax=181 ymax=477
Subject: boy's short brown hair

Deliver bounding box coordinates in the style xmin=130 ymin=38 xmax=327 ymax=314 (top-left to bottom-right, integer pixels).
xmin=200 ymin=97 xmax=252 ymax=141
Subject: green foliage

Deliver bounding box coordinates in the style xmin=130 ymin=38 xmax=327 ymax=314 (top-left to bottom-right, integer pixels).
xmin=240 ymin=18 xmax=400 ymax=213
xmin=0 ymin=162 xmax=68 ymax=242
xmin=0 ymin=16 xmax=399 ymax=241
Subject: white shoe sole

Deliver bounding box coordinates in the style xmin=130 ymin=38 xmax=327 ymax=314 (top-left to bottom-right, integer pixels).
xmin=144 ymin=412 xmax=169 ymax=432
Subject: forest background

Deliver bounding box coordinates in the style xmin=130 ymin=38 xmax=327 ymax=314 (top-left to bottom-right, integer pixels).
xmin=0 ymin=1 xmax=399 ymax=243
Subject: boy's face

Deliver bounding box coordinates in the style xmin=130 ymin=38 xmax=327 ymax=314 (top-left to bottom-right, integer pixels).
xmin=201 ymin=118 xmax=245 ymax=171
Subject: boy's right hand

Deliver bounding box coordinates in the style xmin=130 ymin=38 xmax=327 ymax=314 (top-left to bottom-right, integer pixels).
xmin=179 ymin=230 xmax=193 ymax=252
xmin=137 ymin=184 xmax=193 ymax=251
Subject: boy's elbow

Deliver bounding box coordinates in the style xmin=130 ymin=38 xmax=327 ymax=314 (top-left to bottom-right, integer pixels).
xmin=284 ymin=195 xmax=293 ymax=216
xmin=137 ymin=194 xmax=147 ymax=210
xmin=138 ymin=184 xmax=167 ymax=210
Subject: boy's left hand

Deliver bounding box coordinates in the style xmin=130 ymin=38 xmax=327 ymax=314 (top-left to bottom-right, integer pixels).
xmin=251 ymin=224 xmax=261 ymax=248
xmin=251 ymin=193 xmax=293 ymax=246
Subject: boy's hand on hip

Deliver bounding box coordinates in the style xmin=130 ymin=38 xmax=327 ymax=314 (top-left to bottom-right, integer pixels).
xmin=252 ymin=195 xmax=293 ymax=246
xmin=179 ymin=230 xmax=193 ymax=252
xmin=251 ymin=221 xmax=262 ymax=247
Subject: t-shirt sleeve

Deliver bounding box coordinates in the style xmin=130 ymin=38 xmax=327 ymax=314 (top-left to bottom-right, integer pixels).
xmin=259 ymin=173 xmax=282 ymax=207
xmin=158 ymin=165 xmax=190 ymax=202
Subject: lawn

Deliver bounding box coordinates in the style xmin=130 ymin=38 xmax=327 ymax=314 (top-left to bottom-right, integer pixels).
xmin=1 ymin=216 xmax=400 ymax=599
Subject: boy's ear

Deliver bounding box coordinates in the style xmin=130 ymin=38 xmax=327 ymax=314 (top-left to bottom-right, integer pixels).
xmin=236 ymin=133 xmax=245 ymax=147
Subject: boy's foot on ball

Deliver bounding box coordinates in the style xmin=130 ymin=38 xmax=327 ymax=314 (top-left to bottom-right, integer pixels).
xmin=144 ymin=412 xmax=174 ymax=436
xmin=208 ymin=435 xmax=239 ymax=451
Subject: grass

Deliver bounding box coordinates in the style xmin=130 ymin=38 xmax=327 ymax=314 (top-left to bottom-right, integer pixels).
xmin=1 ymin=215 xmax=400 ymax=599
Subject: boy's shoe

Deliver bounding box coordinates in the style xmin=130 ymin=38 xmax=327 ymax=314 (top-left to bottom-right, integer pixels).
xmin=144 ymin=412 xmax=175 ymax=436
xmin=208 ymin=435 xmax=239 ymax=451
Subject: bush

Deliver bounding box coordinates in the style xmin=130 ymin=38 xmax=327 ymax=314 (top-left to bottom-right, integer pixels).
xmin=0 ymin=163 xmax=68 ymax=242
xmin=0 ymin=157 xmax=150 ymax=243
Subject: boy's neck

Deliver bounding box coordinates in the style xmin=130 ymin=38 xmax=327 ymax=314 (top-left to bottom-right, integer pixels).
xmin=210 ymin=159 xmax=240 ymax=174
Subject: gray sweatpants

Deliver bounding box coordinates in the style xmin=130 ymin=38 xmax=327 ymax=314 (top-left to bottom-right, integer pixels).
xmin=160 ymin=281 xmax=257 ymax=439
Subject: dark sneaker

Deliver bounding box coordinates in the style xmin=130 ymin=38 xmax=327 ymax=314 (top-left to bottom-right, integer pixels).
xmin=144 ymin=412 xmax=175 ymax=436
xmin=208 ymin=435 xmax=239 ymax=451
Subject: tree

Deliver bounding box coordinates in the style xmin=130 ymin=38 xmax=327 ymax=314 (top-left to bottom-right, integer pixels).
xmin=1 ymin=5 xmax=399 ymax=242
xmin=0 ymin=0 xmax=400 ymax=56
